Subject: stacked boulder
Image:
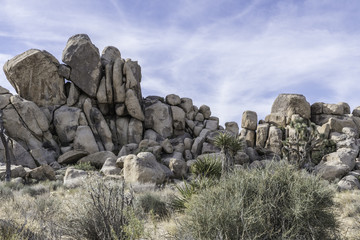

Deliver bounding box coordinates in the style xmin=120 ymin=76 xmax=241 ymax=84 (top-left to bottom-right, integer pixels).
xmin=0 ymin=34 xmax=223 ymax=184
xmin=1 ymin=34 xmax=360 ymax=190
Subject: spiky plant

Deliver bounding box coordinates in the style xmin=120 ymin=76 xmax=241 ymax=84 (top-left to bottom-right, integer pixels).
xmin=282 ymin=118 xmax=336 ymax=169
xmin=214 ymin=132 xmax=243 ymax=176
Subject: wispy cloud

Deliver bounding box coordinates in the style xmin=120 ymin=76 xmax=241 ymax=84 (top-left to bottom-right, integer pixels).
xmin=1 ymin=0 xmax=360 ymax=126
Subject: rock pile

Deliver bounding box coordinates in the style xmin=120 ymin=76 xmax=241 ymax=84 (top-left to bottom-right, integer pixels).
xmin=1 ymin=34 xmax=360 ymax=190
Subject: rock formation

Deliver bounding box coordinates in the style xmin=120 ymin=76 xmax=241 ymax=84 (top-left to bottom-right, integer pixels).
xmin=1 ymin=34 xmax=360 ymax=190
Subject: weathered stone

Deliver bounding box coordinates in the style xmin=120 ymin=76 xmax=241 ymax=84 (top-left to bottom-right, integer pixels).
xmin=10 ymin=95 xmax=50 ymax=137
xmin=0 ymin=94 xmax=11 ymax=109
xmin=317 ymin=123 xmax=330 ymax=139
xmin=100 ymin=157 xmax=121 ymax=175
xmin=124 ymin=62 xmax=138 ymax=90
xmin=125 ymin=89 xmax=144 ymax=121
xmin=199 ymin=129 xmax=211 ymax=138
xmin=265 ymin=113 xmax=286 ymax=127
xmin=78 ymin=151 xmax=116 ymax=169
xmin=311 ymin=102 xmax=323 ymax=115
xmin=118 ymin=143 xmax=138 ymax=157
xmin=128 ymin=118 xmax=143 ymax=144
xmin=6 ymin=140 xmax=37 ymax=169
xmin=205 ymin=120 xmax=218 ymax=131
xmin=105 ymin=63 xmax=113 ymax=104
xmin=199 ymin=105 xmax=211 ymax=119
xmin=101 ymin=46 xmax=121 ymax=66
xmin=265 ymin=126 xmax=283 ymax=155
xmin=57 ymin=150 xmax=89 ymax=165
xmin=123 ymin=152 xmax=166 ymax=184
xmin=27 ymin=165 xmax=56 ymax=181
xmin=73 ymin=126 xmax=99 ymax=154
xmin=3 ymin=49 xmax=66 ymax=106
xmin=169 ymin=158 xmax=187 ymax=178
xmin=2 ymin=106 xmax=43 ymax=150
xmin=144 ymin=101 xmax=173 ymax=138
xmin=323 ymin=103 xmax=344 ymax=115
xmin=96 ymin=76 xmax=107 ymax=104
xmin=225 ymin=122 xmax=239 ymax=136
xmin=185 ymin=119 xmax=195 ymax=130
xmin=352 ymin=106 xmax=360 ymax=117
xmin=161 ymin=139 xmax=173 ymax=154
xmin=256 ymin=123 xmax=269 ymax=148
xmin=143 ymin=129 xmax=163 ymax=142
xmin=329 ymin=117 xmax=357 ymax=135
xmin=180 ymin=98 xmax=193 ymax=113
xmin=339 ymin=102 xmax=350 ymax=114
xmin=113 ymin=58 xmax=126 ymax=103
xmin=54 ymin=106 xmax=81 ymax=143
xmin=0 ymin=165 xmax=26 ymax=180
xmin=193 ymin=124 xmax=204 ymax=137
xmin=241 ymin=111 xmax=258 ymax=131
xmin=184 ymin=150 xmax=193 ymax=160
xmin=90 ymin=107 xmax=114 ymax=151
xmin=67 ymin=82 xmax=80 ymax=106
xmin=62 ymin=34 xmax=101 ymax=97
xmin=171 ymin=106 xmax=185 ymax=130
xmin=191 ymin=136 xmax=205 ymax=157
xmin=194 ymin=113 xmax=204 ymax=122
xmin=184 ymin=138 xmax=194 ymax=150
xmin=201 ymin=142 xmax=219 ymax=154
xmin=63 ymin=168 xmax=88 ymax=188
xmin=271 ymin=94 xmax=311 ymax=121
xmin=58 ymin=64 xmax=71 ymax=79
xmin=315 ymin=148 xmax=359 ymax=181
xmin=166 ymin=94 xmax=181 ymax=106
xmin=337 ymin=175 xmax=360 ymax=191
xmin=116 ymin=117 xmax=129 ymax=147
xmin=30 ymin=148 xmax=56 ymax=165
xmin=245 ymin=130 xmax=255 ymax=148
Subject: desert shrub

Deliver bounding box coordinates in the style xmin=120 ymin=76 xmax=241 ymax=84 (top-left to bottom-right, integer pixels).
xmin=73 ymin=161 xmax=97 ymax=171
xmin=191 ymin=155 xmax=222 ymax=179
xmin=21 ymin=184 xmax=48 ymax=197
xmin=136 ymin=192 xmax=169 ymax=219
xmin=181 ymin=161 xmax=339 ymax=240
xmin=0 ymin=219 xmax=43 ymax=240
xmin=333 ymin=190 xmax=360 ymax=239
xmin=172 ymin=177 xmax=218 ymax=211
xmin=63 ymin=179 xmax=143 ymax=240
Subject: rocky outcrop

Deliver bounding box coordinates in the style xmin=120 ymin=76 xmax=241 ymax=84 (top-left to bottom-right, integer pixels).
xmin=2 ymin=33 xmax=360 ymax=189
xmin=3 ymin=49 xmax=66 ymax=106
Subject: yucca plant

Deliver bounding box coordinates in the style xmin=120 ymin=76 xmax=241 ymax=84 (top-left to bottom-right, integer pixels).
xmin=191 ymin=155 xmax=222 ymax=179
xmin=214 ymin=132 xmax=243 ymax=176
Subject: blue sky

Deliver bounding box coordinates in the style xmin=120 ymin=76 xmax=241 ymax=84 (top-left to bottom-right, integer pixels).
xmin=1 ymin=0 xmax=360 ymax=125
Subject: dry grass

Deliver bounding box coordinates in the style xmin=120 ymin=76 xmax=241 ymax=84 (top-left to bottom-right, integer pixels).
xmin=333 ymin=190 xmax=360 ymax=240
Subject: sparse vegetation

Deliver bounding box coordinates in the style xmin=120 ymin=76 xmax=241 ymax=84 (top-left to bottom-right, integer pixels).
xmin=282 ymin=118 xmax=336 ymax=169
xmin=190 ymin=155 xmax=222 ymax=179
xmin=214 ymin=132 xmax=243 ymax=175
xmin=180 ymin=161 xmax=339 ymax=240
xmin=72 ymin=161 xmax=97 ymax=171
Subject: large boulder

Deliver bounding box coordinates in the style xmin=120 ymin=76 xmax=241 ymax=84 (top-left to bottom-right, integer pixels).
xmin=10 ymin=96 xmax=50 ymax=137
xmin=314 ymin=148 xmax=359 ymax=181
xmin=241 ymin=111 xmax=257 ymax=131
xmin=144 ymin=101 xmax=173 ymax=138
xmin=62 ymin=34 xmax=102 ymax=97
xmin=271 ymin=94 xmax=311 ymax=121
xmin=337 ymin=175 xmax=360 ymax=191
xmin=3 ymin=49 xmax=66 ymax=106
xmin=100 ymin=46 xmax=121 ymax=66
xmin=100 ymin=157 xmax=121 ymax=176
xmin=265 ymin=126 xmax=283 ymax=155
xmin=57 ymin=150 xmax=89 ymax=165
xmin=125 ymin=89 xmax=145 ymax=121
xmin=78 ymin=151 xmax=116 ymax=169
xmin=27 ymin=165 xmax=56 ymax=181
xmin=63 ymin=168 xmax=88 ymax=188
xmin=54 ymin=106 xmax=81 ymax=144
xmin=0 ymin=165 xmax=26 ymax=180
xmin=73 ymin=126 xmax=99 ymax=154
xmin=123 ymin=152 xmax=166 ymax=184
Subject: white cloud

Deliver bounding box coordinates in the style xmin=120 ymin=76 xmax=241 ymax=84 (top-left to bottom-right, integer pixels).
xmin=1 ymin=0 xmax=360 ymax=126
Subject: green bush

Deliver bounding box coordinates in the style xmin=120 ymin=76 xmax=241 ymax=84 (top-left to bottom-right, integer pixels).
xmin=191 ymin=156 xmax=222 ymax=179
xmin=72 ymin=161 xmax=97 ymax=171
xmin=21 ymin=184 xmax=48 ymax=197
xmin=136 ymin=192 xmax=169 ymax=219
xmin=181 ymin=161 xmax=339 ymax=240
